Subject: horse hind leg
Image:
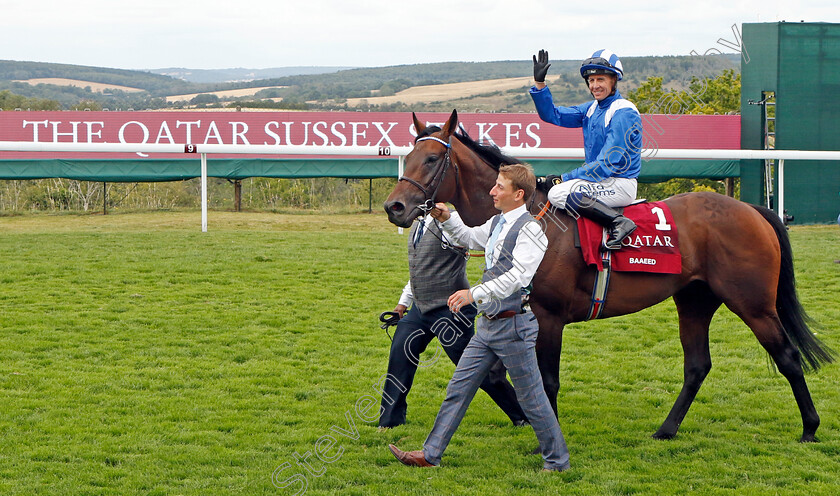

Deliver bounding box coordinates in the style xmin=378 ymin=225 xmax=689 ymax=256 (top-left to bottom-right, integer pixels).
xmin=653 ymin=281 xmax=721 ymax=440
xmin=721 ymin=202 xmax=826 ymax=441
xmin=739 ymin=311 xmax=820 ymax=442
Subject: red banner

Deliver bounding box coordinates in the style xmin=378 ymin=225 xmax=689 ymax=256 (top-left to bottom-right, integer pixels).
xmin=0 ymin=111 xmax=740 ymax=160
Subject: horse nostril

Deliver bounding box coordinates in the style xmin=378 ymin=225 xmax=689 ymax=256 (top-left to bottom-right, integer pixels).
xmin=387 ymin=201 xmax=405 ymax=213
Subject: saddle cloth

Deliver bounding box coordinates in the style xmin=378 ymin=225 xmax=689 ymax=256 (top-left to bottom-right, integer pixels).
xmin=578 ymin=201 xmax=682 ymax=274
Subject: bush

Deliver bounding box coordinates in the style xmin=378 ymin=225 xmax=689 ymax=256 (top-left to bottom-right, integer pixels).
xmin=190 ymin=94 xmax=220 ymax=105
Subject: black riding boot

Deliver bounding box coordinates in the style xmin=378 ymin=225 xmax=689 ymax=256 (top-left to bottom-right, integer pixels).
xmin=568 ymin=193 xmax=637 ymax=250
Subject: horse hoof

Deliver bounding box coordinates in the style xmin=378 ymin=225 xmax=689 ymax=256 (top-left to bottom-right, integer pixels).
xmin=800 ymin=434 xmax=819 ymax=443
xmin=652 ymin=430 xmax=676 ymax=440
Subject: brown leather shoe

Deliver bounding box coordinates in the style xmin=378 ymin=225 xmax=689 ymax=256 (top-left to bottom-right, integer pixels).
xmin=388 ymin=444 xmax=436 ymax=467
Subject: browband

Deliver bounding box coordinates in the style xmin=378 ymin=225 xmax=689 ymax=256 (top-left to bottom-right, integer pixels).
xmin=415 ymin=136 xmax=451 ymax=148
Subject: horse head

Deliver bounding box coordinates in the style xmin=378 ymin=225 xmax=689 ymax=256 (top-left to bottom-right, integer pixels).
xmin=383 ymin=110 xmax=461 ymax=227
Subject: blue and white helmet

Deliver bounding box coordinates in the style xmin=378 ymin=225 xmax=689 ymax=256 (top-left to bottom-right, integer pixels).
xmin=580 ymin=49 xmax=624 ymax=81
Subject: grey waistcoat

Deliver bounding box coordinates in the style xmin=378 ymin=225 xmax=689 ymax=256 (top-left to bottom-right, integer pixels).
xmin=408 ymin=220 xmax=470 ymax=314
xmin=478 ymin=213 xmax=534 ymax=316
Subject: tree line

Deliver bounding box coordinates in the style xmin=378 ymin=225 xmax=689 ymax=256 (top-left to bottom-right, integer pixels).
xmin=627 ymin=69 xmax=742 ymax=199
xmin=0 ymin=177 xmax=398 ymax=214
xmin=1 ymin=55 xmax=738 ymax=111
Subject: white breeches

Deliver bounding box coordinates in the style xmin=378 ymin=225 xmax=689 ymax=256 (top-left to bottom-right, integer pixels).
xmin=547 ymin=177 xmax=638 ymax=209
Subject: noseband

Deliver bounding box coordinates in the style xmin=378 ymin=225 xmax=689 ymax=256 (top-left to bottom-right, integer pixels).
xmin=399 ymin=136 xmax=459 ymax=213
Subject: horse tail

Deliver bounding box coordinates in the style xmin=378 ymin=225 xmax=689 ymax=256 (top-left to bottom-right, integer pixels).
xmin=751 ymin=204 xmax=835 ymax=371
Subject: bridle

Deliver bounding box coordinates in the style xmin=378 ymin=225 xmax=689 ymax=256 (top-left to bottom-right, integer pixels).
xmin=398 ymin=136 xmax=459 ymax=214
xmin=399 ymin=135 xmax=470 ymax=259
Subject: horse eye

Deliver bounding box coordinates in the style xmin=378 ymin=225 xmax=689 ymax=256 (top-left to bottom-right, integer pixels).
xmin=425 ymin=156 xmax=439 ymax=165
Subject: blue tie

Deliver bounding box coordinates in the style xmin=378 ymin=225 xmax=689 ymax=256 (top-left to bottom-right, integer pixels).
xmin=413 ymin=220 xmax=425 ymax=248
xmin=485 ymin=215 xmax=506 ymax=269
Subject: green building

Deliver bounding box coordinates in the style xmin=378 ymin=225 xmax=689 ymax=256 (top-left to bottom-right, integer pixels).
xmin=741 ymin=22 xmax=840 ymax=224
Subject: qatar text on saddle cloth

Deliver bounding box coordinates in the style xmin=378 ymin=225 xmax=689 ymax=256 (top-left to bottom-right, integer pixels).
xmin=578 ymin=201 xmax=682 ymax=274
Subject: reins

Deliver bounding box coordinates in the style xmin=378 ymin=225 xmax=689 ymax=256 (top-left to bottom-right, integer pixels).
xmin=429 ymin=218 xmax=475 ymax=260
xmin=533 ymin=198 xmax=552 ymax=221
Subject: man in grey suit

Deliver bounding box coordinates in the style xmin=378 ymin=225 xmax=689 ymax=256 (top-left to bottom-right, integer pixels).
xmin=388 ymin=163 xmax=570 ymax=472
xmin=378 ymin=211 xmax=527 ymax=428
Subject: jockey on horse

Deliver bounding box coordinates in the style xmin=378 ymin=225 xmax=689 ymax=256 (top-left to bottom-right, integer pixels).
xmin=530 ymin=49 xmax=642 ymax=250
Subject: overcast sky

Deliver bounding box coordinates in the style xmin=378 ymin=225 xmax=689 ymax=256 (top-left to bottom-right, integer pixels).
xmin=3 ymin=0 xmax=839 ymax=70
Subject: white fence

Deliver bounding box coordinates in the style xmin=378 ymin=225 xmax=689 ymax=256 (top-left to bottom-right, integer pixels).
xmin=2 ymin=141 xmax=839 ymax=231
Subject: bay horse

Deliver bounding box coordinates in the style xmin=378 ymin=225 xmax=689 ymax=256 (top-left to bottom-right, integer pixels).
xmin=384 ymin=109 xmax=833 ymax=442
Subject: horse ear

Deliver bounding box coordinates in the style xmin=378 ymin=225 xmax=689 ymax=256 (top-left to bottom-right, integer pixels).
xmin=440 ymin=109 xmax=458 ymax=139
xmin=412 ymin=112 xmax=426 ymax=136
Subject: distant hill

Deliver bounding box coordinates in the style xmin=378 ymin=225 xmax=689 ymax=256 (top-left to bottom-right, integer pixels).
xmin=0 ymin=60 xmax=193 ymax=93
xmin=148 ymin=66 xmax=355 ymax=83
xmin=0 ymin=54 xmax=740 ymax=111
xmin=254 ymin=54 xmax=740 ymax=112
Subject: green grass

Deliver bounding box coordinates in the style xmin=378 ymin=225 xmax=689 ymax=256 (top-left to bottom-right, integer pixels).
xmin=1 ymin=212 xmax=839 ymax=495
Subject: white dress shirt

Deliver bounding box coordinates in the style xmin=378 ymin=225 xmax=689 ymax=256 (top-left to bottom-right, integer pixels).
xmin=440 ymin=204 xmax=548 ymax=305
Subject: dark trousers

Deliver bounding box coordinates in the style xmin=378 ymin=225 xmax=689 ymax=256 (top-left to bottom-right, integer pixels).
xmin=378 ymin=304 xmax=527 ymax=428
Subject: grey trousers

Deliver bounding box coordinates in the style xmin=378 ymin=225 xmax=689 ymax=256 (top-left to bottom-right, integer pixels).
xmin=423 ymin=311 xmax=570 ymax=470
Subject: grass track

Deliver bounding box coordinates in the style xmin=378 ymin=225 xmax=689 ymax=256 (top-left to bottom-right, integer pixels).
xmin=1 ymin=212 xmax=839 ymax=495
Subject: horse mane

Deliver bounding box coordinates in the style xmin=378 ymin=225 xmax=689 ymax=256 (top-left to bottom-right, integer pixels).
xmin=415 ymin=123 xmax=521 ymax=171
xmin=453 ymin=127 xmax=522 ymax=171
xmin=415 ymin=125 xmax=443 ymax=140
